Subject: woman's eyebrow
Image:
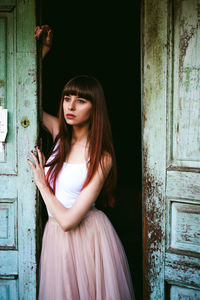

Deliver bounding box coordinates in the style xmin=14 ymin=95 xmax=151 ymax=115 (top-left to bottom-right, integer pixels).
xmin=64 ymin=95 xmax=88 ymax=100
xmin=78 ymin=97 xmax=87 ymax=100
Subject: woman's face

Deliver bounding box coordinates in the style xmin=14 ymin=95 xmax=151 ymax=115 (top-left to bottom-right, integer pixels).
xmin=63 ymin=95 xmax=92 ymax=127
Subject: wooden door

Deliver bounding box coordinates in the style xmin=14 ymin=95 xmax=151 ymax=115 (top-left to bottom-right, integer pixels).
xmin=142 ymin=0 xmax=200 ymax=299
xmin=0 ymin=0 xmax=38 ymax=299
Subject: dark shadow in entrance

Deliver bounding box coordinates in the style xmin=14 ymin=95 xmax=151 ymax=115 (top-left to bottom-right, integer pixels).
xmin=39 ymin=1 xmax=142 ymax=299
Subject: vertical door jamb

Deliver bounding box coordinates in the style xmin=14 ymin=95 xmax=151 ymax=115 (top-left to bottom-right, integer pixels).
xmin=142 ymin=0 xmax=168 ymax=298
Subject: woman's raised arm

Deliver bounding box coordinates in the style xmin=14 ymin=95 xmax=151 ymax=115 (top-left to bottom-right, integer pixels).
xmin=42 ymin=111 xmax=59 ymax=142
xmin=34 ymin=25 xmax=59 ymax=141
xmin=34 ymin=25 xmax=53 ymax=59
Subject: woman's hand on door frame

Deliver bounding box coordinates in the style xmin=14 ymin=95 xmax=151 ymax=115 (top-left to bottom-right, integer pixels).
xmin=34 ymin=25 xmax=53 ymax=59
xmin=27 ymin=146 xmax=48 ymax=191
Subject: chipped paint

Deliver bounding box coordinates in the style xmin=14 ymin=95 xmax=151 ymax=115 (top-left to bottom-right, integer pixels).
xmin=179 ymin=23 xmax=196 ymax=73
xmin=0 ymin=0 xmax=38 ymax=298
xmin=143 ymin=146 xmax=165 ymax=298
xmin=142 ymin=0 xmax=168 ymax=298
xmin=143 ymin=0 xmax=200 ymax=299
xmin=0 ymin=80 xmax=5 ymax=86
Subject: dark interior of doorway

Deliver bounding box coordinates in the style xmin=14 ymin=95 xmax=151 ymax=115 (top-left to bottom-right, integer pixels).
xmin=39 ymin=1 xmax=142 ymax=299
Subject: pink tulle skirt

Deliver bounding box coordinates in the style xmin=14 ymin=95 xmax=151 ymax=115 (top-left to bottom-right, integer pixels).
xmin=38 ymin=207 xmax=135 ymax=300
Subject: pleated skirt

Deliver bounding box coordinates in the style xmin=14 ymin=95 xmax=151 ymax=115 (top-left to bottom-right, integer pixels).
xmin=38 ymin=207 xmax=135 ymax=300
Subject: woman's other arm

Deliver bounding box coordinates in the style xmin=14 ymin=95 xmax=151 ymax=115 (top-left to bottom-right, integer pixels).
xmin=37 ymin=153 xmax=112 ymax=231
xmin=42 ymin=111 xmax=59 ymax=142
xmin=34 ymin=25 xmax=59 ymax=141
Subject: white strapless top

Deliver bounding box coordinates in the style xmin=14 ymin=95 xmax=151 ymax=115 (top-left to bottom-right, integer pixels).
xmin=44 ymin=140 xmax=94 ymax=217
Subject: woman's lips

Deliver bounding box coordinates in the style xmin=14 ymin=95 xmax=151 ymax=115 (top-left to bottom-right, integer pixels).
xmin=66 ymin=114 xmax=75 ymax=119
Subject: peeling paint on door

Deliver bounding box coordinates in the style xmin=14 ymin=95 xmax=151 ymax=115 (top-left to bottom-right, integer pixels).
xmin=0 ymin=0 xmax=38 ymax=299
xmin=142 ymin=0 xmax=200 ymax=299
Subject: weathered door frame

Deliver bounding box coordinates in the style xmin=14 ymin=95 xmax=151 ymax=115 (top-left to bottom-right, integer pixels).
xmin=0 ymin=0 xmax=39 ymax=299
xmin=141 ymin=0 xmax=167 ymax=298
xmin=142 ymin=0 xmax=200 ymax=299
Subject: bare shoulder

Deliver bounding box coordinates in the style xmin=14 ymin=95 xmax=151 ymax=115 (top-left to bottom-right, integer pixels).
xmin=102 ymin=152 xmax=112 ymax=167
xmin=99 ymin=152 xmax=113 ymax=178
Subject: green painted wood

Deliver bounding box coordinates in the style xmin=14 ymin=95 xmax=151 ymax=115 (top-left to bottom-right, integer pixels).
xmin=0 ymin=0 xmax=38 ymax=299
xmin=165 ymin=253 xmax=200 ymax=292
xmin=170 ymin=202 xmax=200 ymax=253
xmin=165 ymin=252 xmax=200 ymax=288
xmin=172 ymin=0 xmax=200 ymax=168
xmin=142 ymin=0 xmax=200 ymax=298
xmin=0 ymin=11 xmax=17 ymax=172
xmin=142 ymin=0 xmax=168 ymax=298
xmin=0 ymin=0 xmax=15 ymax=12
xmin=165 ymin=0 xmax=200 ymax=297
xmin=0 ymin=251 xmax=18 ymax=274
xmin=166 ymin=171 xmax=200 ymax=200
xmin=0 ymin=278 xmax=18 ymax=300
xmin=170 ymin=286 xmax=200 ymax=300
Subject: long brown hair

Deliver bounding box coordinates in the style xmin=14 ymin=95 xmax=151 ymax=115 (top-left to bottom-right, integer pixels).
xmin=45 ymin=75 xmax=117 ymax=207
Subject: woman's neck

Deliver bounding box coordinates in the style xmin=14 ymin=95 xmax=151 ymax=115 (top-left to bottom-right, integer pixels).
xmin=71 ymin=124 xmax=89 ymax=146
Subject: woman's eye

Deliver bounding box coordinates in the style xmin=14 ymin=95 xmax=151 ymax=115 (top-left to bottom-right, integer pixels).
xmin=77 ymin=99 xmax=86 ymax=103
xmin=64 ymin=97 xmax=70 ymax=102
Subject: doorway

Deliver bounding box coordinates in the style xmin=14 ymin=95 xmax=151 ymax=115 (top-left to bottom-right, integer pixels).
xmin=39 ymin=1 xmax=142 ymax=299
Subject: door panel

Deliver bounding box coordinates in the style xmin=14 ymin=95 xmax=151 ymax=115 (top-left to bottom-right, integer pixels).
xmin=142 ymin=0 xmax=200 ymax=298
xmin=165 ymin=253 xmax=200 ymax=287
xmin=0 ymin=277 xmax=18 ymax=300
xmin=170 ymin=201 xmax=200 ymax=253
xmin=170 ymin=286 xmax=200 ymax=300
xmin=166 ymin=171 xmax=200 ymax=200
xmin=0 ymin=11 xmax=17 ymax=173
xmin=0 ymin=0 xmax=38 ymax=299
xmin=166 ymin=1 xmax=200 ymax=296
xmin=172 ymin=0 xmax=200 ymax=168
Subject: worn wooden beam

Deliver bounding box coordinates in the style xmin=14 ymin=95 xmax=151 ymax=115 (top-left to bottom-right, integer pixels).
xmin=142 ymin=0 xmax=168 ymax=298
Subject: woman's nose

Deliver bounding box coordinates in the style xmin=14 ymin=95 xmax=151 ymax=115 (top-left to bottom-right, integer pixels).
xmin=68 ymin=100 xmax=76 ymax=110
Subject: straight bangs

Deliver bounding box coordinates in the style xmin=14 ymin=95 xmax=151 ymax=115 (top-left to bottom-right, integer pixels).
xmin=62 ymin=75 xmax=97 ymax=102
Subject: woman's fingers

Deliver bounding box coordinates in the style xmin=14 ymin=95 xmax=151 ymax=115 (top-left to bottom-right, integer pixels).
xmin=46 ymin=29 xmax=53 ymax=45
xmin=34 ymin=25 xmax=47 ymax=40
xmin=27 ymin=147 xmax=48 ymax=190
xmin=34 ymin=25 xmax=41 ymax=34
xmin=41 ymin=24 xmax=50 ymax=30
xmin=47 ymin=29 xmax=53 ymax=39
xmin=27 ymin=158 xmax=35 ymax=169
xmin=34 ymin=27 xmax=43 ymax=40
xmin=30 ymin=150 xmax=39 ymax=167
xmin=36 ymin=146 xmax=44 ymax=167
xmin=28 ymin=147 xmax=45 ymax=169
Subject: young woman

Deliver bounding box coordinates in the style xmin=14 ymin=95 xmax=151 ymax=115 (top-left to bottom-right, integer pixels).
xmin=28 ymin=25 xmax=135 ymax=300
